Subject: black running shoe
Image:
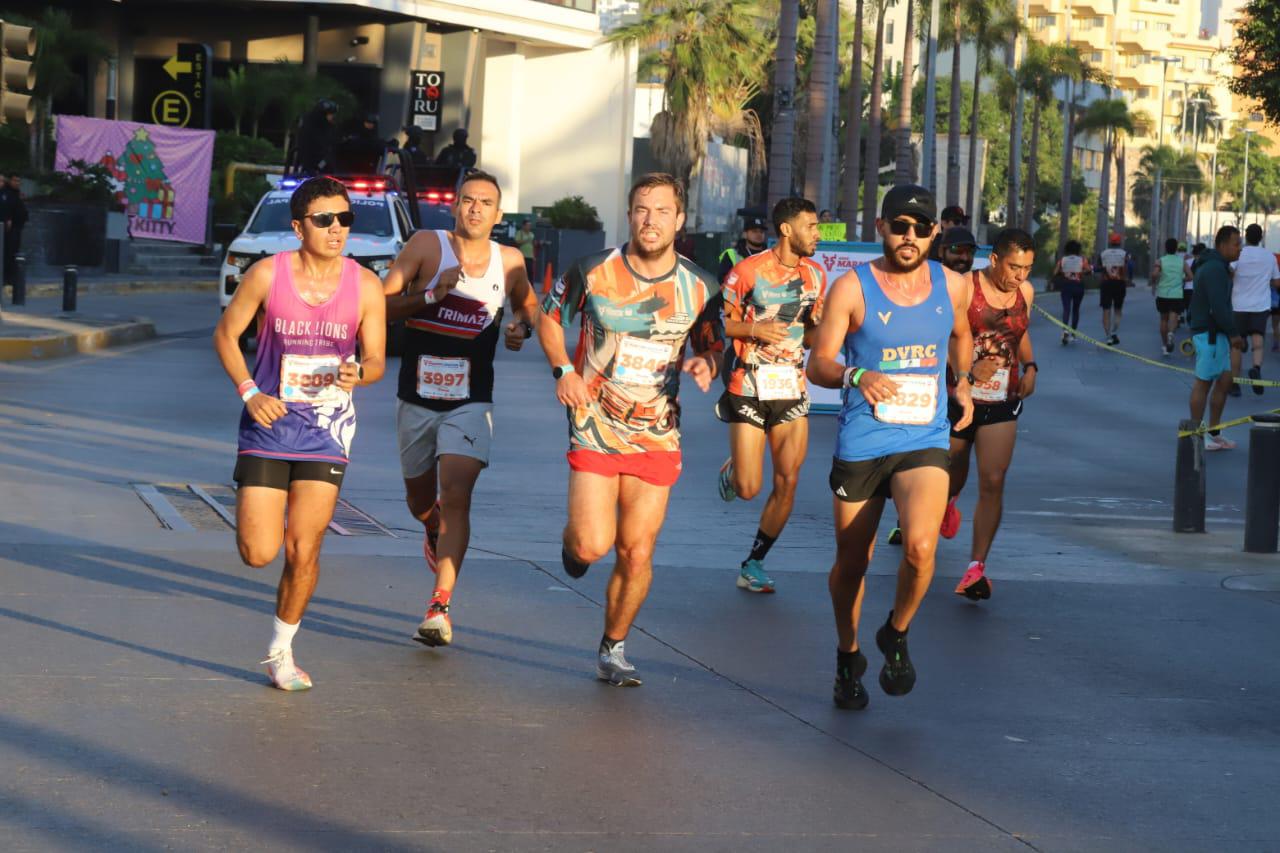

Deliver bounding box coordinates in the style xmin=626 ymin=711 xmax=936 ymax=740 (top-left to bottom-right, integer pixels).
xmin=887 ymin=526 xmax=903 ymax=546
xmin=875 ymin=618 xmax=916 ymax=696
xmin=1250 ymin=366 xmax=1263 ymax=396
xmin=1230 ymin=383 xmax=1242 ymax=398
xmin=833 ymin=650 xmax=869 ymax=710
xmin=562 ymin=546 xmax=590 ymax=579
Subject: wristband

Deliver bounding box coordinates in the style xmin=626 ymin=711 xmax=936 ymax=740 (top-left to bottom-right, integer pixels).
xmin=424 ymin=288 xmax=438 ymax=306
xmin=241 ymin=386 xmax=261 ymax=403
xmin=843 ymin=367 xmax=866 ymax=389
xmin=236 ymin=379 xmax=256 ymax=397
xmin=1022 ymin=361 xmax=1038 ymax=373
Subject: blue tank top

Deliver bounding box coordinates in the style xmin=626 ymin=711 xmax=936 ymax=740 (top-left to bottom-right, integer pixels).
xmin=835 ymin=260 xmax=953 ymax=462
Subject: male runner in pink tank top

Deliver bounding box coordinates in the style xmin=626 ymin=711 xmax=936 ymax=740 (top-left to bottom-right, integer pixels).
xmin=213 ymin=176 xmax=387 ymax=691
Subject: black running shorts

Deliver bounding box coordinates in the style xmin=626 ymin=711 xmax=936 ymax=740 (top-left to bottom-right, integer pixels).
xmin=948 ymin=396 xmax=1023 ymax=442
xmin=233 ymin=456 xmax=346 ymax=491
xmin=829 ymin=448 xmax=950 ymax=503
xmin=715 ymin=391 xmax=809 ymax=431
xmin=1100 ymin=281 xmax=1127 ymax=310
xmin=1235 ymin=310 xmax=1270 ymax=337
xmin=1155 ymin=297 xmax=1184 ymax=315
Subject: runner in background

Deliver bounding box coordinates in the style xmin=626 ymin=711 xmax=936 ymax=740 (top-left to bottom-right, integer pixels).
xmin=1052 ymin=240 xmax=1091 ymax=345
xmin=716 ymin=197 xmax=826 ymax=593
xmin=1228 ymin=224 xmax=1280 ymax=397
xmin=1098 ymin=233 xmax=1130 ymax=346
xmin=1151 ymin=238 xmax=1190 ymax=357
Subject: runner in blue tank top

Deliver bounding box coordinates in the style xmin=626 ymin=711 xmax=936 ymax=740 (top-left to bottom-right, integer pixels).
xmin=806 ymin=185 xmax=975 ymax=711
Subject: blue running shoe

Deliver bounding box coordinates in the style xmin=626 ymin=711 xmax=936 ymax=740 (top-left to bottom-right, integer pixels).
xmin=718 ymin=457 xmax=737 ymax=502
xmin=736 ymin=558 xmax=776 ymax=593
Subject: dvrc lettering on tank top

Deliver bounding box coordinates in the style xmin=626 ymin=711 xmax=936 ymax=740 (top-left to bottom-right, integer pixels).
xmin=398 ymin=230 xmax=507 ymax=412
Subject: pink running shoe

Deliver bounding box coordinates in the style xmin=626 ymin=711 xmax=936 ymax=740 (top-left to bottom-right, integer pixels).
xmin=262 ymin=648 xmax=312 ymax=691
xmin=954 ymin=561 xmax=992 ymax=601
xmin=940 ymin=497 xmax=962 ymax=540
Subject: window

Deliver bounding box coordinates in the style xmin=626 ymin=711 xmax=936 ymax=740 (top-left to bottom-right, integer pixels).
xmin=1084 ymin=16 xmax=1104 ymax=28
xmin=1197 ymin=57 xmax=1212 ymax=71
xmin=887 ymin=22 xmax=895 ymax=44
xmin=1033 ymin=15 xmax=1055 ymax=29
xmin=1137 ymin=87 xmax=1151 ymax=99
xmin=1125 ymin=52 xmax=1152 ymax=67
xmin=1154 ymin=21 xmax=1170 ymax=31
xmin=1130 ymin=19 xmax=1148 ymax=31
xmin=1090 ymin=51 xmax=1104 ymax=63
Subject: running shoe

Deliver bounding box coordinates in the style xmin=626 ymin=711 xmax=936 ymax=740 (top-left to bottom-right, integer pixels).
xmin=414 ymin=601 xmax=453 ymax=647
xmin=1162 ymin=346 xmax=1171 ymax=358
xmin=1061 ymin=331 xmax=1069 ymax=346
xmin=717 ymin=457 xmax=737 ymax=502
xmin=833 ymin=649 xmax=869 ymax=710
xmin=1166 ymin=332 xmax=1175 ymax=350
xmin=887 ymin=526 xmax=903 ymax=545
xmin=1250 ymin=366 xmax=1264 ymax=396
xmin=1205 ymin=434 xmax=1237 ymax=451
xmin=939 ymin=497 xmax=962 ymax=540
xmin=597 ymin=642 xmax=642 ymax=686
xmin=875 ymin=618 xmax=916 ymax=696
xmin=262 ymin=648 xmax=312 ymax=691
xmin=1109 ymin=335 xmax=1120 ymax=346
xmin=954 ymin=560 xmax=993 ymax=601
xmin=562 ymin=546 xmax=590 ymax=579
xmin=737 ymin=558 xmax=776 ymax=593
xmin=1229 ymin=382 xmax=1242 ymax=398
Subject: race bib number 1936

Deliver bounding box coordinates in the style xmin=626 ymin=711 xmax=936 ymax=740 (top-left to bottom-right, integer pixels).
xmin=417 ymin=355 xmax=471 ymax=400
xmin=756 ymin=364 xmax=802 ymax=401
xmin=873 ymin=373 xmax=939 ymax=425
xmin=279 ymin=354 xmax=342 ymax=404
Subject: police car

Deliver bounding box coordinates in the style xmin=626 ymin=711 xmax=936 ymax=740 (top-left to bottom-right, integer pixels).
xmin=219 ymin=175 xmax=417 ymax=311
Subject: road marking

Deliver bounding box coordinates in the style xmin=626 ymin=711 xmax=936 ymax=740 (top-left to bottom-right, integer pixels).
xmin=1007 ymin=510 xmax=1244 ymax=525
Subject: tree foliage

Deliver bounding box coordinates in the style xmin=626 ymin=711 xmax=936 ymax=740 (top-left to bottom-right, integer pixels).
xmin=1228 ymin=0 xmax=1280 ymax=126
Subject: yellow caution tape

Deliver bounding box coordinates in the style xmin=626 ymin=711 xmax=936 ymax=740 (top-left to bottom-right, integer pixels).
xmin=1032 ymin=302 xmax=1280 ymax=387
xmin=1177 ymin=408 xmax=1280 ymax=438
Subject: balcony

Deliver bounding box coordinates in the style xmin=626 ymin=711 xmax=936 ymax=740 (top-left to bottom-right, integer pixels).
xmin=534 ymin=0 xmax=597 ymax=9
xmin=1070 ymin=0 xmax=1108 ymax=15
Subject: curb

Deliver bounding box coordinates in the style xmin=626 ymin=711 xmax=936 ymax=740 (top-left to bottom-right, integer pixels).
xmin=0 ymin=320 xmax=157 ymax=361
xmin=15 ymin=280 xmax=217 ymax=298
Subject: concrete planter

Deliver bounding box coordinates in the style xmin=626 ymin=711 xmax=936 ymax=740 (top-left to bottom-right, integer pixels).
xmin=25 ymin=202 xmax=109 ymax=271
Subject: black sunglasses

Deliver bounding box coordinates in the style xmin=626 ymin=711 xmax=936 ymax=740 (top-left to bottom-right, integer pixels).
xmin=304 ymin=210 xmax=355 ymax=228
xmin=888 ymin=219 xmax=933 ymax=238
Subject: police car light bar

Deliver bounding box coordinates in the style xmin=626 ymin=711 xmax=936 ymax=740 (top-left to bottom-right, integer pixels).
xmin=418 ymin=190 xmax=455 ymax=203
xmin=344 ymin=177 xmax=387 ymax=192
xmin=279 ymin=178 xmax=300 ymax=189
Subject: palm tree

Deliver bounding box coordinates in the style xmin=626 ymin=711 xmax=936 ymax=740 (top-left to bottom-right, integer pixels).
xmin=965 ymin=0 xmax=1018 ymax=222
xmin=1054 ymin=46 xmax=1097 ymax=256
xmin=609 ymin=0 xmax=769 ymax=196
xmin=213 ymin=66 xmax=275 ymax=137
xmin=943 ymin=0 xmax=964 ymax=205
xmin=1017 ymin=43 xmax=1056 ymax=230
xmin=1003 ymin=7 xmax=1021 ymax=228
xmin=841 ymin=0 xmax=865 ymax=229
xmin=768 ymin=1 xmax=801 ymax=209
xmin=861 ymin=0 xmax=891 ymax=239
xmin=1077 ymin=99 xmax=1138 ymax=259
xmin=804 ymin=0 xmax=838 ymax=202
xmin=894 ymin=0 xmax=918 ymax=184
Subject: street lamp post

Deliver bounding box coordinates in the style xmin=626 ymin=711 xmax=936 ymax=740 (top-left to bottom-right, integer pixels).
xmin=1243 ymin=127 xmax=1256 ymax=230
xmin=1152 ymin=56 xmax=1182 ymax=257
xmin=921 ymin=0 xmax=940 ymax=196
xmin=1186 ymin=97 xmax=1211 ymax=242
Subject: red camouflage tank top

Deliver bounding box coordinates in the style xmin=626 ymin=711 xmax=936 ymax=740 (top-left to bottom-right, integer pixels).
xmin=966 ymin=270 xmax=1029 ymax=404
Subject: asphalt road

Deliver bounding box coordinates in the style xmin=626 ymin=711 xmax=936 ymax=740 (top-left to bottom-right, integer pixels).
xmin=0 ymin=287 xmax=1278 ymax=852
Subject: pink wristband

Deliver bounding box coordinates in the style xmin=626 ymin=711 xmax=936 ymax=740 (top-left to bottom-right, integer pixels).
xmin=236 ymin=379 xmax=256 ymax=396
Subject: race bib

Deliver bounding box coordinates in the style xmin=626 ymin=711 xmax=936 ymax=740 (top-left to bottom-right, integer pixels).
xmin=971 ymin=367 xmax=1010 ymax=403
xmin=613 ymin=336 xmax=672 ymax=386
xmin=756 ymin=364 xmax=802 ymax=401
xmin=873 ymin=373 xmax=939 ymax=425
xmin=279 ymin=354 xmax=342 ymax=405
xmin=417 ymin=355 xmax=470 ymax=400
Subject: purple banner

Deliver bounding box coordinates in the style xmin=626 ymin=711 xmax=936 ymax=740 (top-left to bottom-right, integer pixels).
xmin=54 ymin=116 xmax=214 ymax=245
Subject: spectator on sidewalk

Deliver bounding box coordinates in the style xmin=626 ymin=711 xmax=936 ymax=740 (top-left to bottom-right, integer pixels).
xmin=435 ymin=128 xmax=477 ymax=169
xmin=1189 ymin=225 xmax=1245 ymax=451
xmin=0 ymin=173 xmax=27 ymax=286
xmin=1227 ymin=223 xmax=1280 ymax=397
xmin=515 ymin=219 xmax=536 ymax=282
xmin=717 ymin=214 xmax=767 ymax=283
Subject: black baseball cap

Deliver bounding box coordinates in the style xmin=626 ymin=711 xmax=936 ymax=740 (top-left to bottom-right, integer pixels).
xmin=743 ymin=216 xmax=767 ymax=231
xmin=940 ymin=205 xmax=969 ymax=223
xmin=941 ymin=226 xmax=977 ymax=248
xmin=881 ymin=184 xmax=936 ymax=224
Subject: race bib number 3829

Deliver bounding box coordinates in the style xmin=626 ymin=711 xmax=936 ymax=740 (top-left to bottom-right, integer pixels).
xmin=873 ymin=373 xmax=939 ymax=425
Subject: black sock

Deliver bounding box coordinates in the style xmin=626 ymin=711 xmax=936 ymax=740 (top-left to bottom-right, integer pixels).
xmin=836 ymin=648 xmax=865 ymax=676
xmin=600 ymin=635 xmax=622 ymax=653
xmin=746 ymin=528 xmax=778 ymax=564
xmin=883 ymin=612 xmax=907 ymax=638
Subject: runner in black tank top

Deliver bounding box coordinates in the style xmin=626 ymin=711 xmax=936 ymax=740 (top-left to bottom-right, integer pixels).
xmin=382 ymin=171 xmax=539 ymax=648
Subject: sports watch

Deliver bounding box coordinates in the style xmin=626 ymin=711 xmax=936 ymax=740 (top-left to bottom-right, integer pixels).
xmin=552 ymin=364 xmax=575 ymax=379
xmin=519 ymin=320 xmax=534 ymax=339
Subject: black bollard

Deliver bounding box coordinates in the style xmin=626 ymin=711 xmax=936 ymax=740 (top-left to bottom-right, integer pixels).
xmin=62 ymin=265 xmax=77 ymax=313
xmin=1244 ymin=414 xmax=1280 ymax=553
xmin=1173 ymin=419 xmax=1206 ymax=533
xmin=10 ymin=253 xmax=24 ymax=305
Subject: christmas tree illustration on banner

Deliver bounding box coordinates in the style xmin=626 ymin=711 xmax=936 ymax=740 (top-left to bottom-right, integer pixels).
xmin=99 ymin=127 xmax=175 ymax=223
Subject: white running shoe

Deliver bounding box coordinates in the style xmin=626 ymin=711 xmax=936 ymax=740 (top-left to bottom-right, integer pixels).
xmin=596 ymin=642 xmax=642 ymax=686
xmin=262 ymin=648 xmax=312 ymax=691
xmin=1205 ymin=435 xmax=1237 ymax=452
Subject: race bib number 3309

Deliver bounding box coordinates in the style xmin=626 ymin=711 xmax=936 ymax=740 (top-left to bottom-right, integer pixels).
xmin=279 ymin=354 xmax=342 ymax=404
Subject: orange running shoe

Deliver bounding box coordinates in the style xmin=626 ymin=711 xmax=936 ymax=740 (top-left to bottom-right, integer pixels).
xmin=954 ymin=561 xmax=992 ymax=601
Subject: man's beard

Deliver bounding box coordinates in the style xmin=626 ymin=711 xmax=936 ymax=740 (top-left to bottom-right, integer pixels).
xmin=631 ymin=234 xmax=674 ymax=260
xmin=881 ymin=240 xmax=929 ymax=273
xmin=946 ymin=257 xmax=973 ymax=274
xmin=789 ymin=236 xmax=816 ymax=258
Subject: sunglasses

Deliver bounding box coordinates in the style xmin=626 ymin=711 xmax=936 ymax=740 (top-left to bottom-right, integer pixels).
xmin=888 ymin=219 xmax=933 ymax=238
xmin=303 ymin=210 xmax=355 ymax=228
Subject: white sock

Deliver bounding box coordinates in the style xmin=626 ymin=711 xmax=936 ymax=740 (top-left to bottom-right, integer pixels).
xmin=269 ymin=616 xmax=300 ymax=655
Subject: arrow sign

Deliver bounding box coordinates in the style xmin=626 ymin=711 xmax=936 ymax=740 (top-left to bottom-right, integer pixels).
xmin=163 ymin=55 xmax=192 ymax=79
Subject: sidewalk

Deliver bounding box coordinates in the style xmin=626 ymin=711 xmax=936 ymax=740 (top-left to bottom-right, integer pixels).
xmin=0 ymin=280 xmax=214 ymax=360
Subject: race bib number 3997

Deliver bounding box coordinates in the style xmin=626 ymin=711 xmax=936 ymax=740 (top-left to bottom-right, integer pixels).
xmin=417 ymin=355 xmax=470 ymax=400
xmin=279 ymin=354 xmax=342 ymax=405
xmin=873 ymin=373 xmax=939 ymax=425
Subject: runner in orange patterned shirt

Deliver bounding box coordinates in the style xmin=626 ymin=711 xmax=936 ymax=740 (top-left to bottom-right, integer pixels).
xmin=538 ymin=172 xmax=722 ymax=687
xmin=714 ymin=197 xmax=826 ymax=594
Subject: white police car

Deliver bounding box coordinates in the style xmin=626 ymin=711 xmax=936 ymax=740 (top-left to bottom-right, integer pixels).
xmin=219 ymin=176 xmax=417 ymax=311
